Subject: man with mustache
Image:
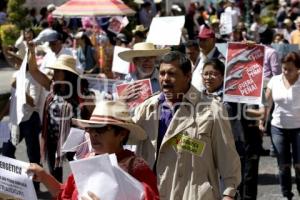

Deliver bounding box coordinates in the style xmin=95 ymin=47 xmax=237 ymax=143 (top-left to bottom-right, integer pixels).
xmin=133 ymin=51 xmax=241 ymax=200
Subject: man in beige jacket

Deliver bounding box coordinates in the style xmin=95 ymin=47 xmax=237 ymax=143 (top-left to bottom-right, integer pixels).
xmin=133 ymin=51 xmax=241 ymax=200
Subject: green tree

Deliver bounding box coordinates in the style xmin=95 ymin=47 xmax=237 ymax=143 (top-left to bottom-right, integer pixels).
xmin=7 ymin=0 xmax=30 ymax=29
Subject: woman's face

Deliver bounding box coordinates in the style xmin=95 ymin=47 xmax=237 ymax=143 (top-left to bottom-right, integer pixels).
xmin=86 ymin=125 xmax=126 ymax=154
xmin=282 ymin=62 xmax=299 ymax=81
xmin=202 ymin=64 xmax=224 ymax=93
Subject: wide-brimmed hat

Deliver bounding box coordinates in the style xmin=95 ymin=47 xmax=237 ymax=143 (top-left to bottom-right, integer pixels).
xmin=46 ymin=55 xmax=79 ymax=75
xmin=72 ymin=101 xmax=147 ymax=144
xmin=118 ymin=42 xmax=170 ymax=62
xmin=283 ymin=18 xmax=293 ymax=26
xmin=295 ymin=16 xmax=300 ymax=24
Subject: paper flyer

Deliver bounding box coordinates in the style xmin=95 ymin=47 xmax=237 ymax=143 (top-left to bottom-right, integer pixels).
xmin=70 ymin=154 xmax=144 ymax=200
xmin=223 ymin=42 xmax=265 ymax=105
xmin=116 ymin=79 xmax=153 ymax=109
xmin=0 ymin=156 xmax=37 ymax=200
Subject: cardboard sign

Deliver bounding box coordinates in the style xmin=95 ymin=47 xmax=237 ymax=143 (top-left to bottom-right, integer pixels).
xmin=0 ymin=156 xmax=37 ymax=200
xmin=223 ymin=42 xmax=265 ymax=105
xmin=146 ymin=16 xmax=185 ymax=45
xmin=116 ymin=79 xmax=153 ymax=109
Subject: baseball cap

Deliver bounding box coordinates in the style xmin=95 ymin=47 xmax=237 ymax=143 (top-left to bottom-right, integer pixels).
xmin=33 ymin=29 xmax=61 ymax=44
xmin=198 ymin=25 xmax=215 ymax=39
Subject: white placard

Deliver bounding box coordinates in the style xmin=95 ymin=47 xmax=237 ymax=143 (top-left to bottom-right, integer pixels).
xmin=112 ymin=46 xmax=131 ymax=74
xmin=220 ymin=12 xmax=233 ymax=35
xmin=70 ymin=153 xmax=144 ymax=200
xmin=146 ymin=16 xmax=185 ymax=46
xmin=0 ymin=156 xmax=37 ymax=200
xmin=61 ymin=128 xmax=86 ymax=153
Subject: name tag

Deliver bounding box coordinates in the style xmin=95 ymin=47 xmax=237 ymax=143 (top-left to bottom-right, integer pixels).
xmin=172 ymin=133 xmax=206 ymax=157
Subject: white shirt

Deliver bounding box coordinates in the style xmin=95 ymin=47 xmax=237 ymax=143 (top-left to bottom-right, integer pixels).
xmin=191 ymin=47 xmax=217 ymax=92
xmin=268 ymin=75 xmax=300 ymax=129
xmin=40 ymin=47 xmax=83 ymax=75
xmin=22 ymin=72 xmax=42 ymax=122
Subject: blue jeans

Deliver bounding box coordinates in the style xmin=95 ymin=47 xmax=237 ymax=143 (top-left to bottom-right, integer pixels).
xmin=271 ymin=126 xmax=300 ymax=198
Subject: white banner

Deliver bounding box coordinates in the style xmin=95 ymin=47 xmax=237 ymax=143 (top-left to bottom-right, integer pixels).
xmin=0 ymin=156 xmax=37 ymax=200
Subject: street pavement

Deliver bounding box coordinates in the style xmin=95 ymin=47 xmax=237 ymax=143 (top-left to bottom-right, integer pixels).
xmin=0 ymin=57 xmax=298 ymax=200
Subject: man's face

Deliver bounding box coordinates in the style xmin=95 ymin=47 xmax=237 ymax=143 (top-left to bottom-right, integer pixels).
xmin=198 ymin=38 xmax=215 ymax=54
xmin=185 ymin=46 xmax=199 ymax=64
xmin=49 ymin=40 xmax=62 ymax=55
xmin=133 ymin=56 xmax=156 ymax=78
xmin=159 ymin=60 xmax=191 ymax=98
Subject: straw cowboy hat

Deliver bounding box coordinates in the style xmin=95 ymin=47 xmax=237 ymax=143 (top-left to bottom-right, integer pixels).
xmin=47 ymin=55 xmax=79 ymax=76
xmin=118 ymin=42 xmax=170 ymax=62
xmin=72 ymin=101 xmax=147 ymax=144
xmin=132 ymin=25 xmax=148 ymax=34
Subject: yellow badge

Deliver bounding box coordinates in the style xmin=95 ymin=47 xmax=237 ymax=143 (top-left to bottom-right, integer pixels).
xmin=172 ymin=133 xmax=206 ymax=157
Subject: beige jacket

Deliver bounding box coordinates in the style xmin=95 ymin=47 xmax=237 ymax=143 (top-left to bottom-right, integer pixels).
xmin=133 ymin=86 xmax=241 ymax=200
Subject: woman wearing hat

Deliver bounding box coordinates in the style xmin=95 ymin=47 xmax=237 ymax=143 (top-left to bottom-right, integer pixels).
xmin=27 ymin=45 xmax=90 ymax=183
xmin=28 ymin=101 xmax=159 ymax=200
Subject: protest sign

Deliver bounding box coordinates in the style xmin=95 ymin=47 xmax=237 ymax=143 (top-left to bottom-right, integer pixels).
xmin=146 ymin=16 xmax=185 ymax=45
xmin=220 ymin=12 xmax=232 ymax=35
xmin=70 ymin=154 xmax=144 ymax=200
xmin=223 ymin=42 xmax=265 ymax=105
xmin=112 ymin=46 xmax=131 ymax=74
xmin=0 ymin=156 xmax=37 ymax=200
xmin=107 ymin=16 xmax=129 ymax=34
xmin=116 ymin=79 xmax=153 ymax=109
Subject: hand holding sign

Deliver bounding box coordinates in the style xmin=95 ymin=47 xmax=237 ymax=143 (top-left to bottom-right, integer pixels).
xmin=118 ymin=82 xmax=143 ymax=102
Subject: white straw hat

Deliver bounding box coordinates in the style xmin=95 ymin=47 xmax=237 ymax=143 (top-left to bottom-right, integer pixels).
xmin=72 ymin=101 xmax=147 ymax=144
xmin=47 ymin=55 xmax=79 ymax=76
xmin=118 ymin=42 xmax=170 ymax=62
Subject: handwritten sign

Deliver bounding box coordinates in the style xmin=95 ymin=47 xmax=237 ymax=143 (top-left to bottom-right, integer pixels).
xmin=223 ymin=42 xmax=265 ymax=105
xmin=0 ymin=156 xmax=37 ymax=200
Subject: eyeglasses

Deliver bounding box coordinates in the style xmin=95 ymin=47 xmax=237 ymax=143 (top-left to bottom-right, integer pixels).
xmin=201 ymin=72 xmax=221 ymax=79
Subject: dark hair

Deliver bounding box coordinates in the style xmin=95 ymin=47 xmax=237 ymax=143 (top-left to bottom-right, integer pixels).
xmin=160 ymin=51 xmax=191 ymax=75
xmin=282 ymin=52 xmax=300 ymax=69
xmin=24 ymin=28 xmax=36 ymax=38
xmin=184 ymin=40 xmax=199 ymax=49
xmin=203 ymin=58 xmax=225 ymax=76
xmin=259 ymin=28 xmax=274 ymax=45
xmin=112 ymin=125 xmax=129 ymax=145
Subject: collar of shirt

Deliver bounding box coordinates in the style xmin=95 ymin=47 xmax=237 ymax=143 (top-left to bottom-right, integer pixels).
xmin=200 ymin=46 xmax=216 ymax=60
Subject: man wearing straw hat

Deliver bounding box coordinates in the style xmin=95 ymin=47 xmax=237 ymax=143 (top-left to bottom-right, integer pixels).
xmin=118 ymin=42 xmax=170 ymax=101
xmin=28 ymin=100 xmax=159 ymax=199
xmin=133 ymin=51 xmax=241 ymax=200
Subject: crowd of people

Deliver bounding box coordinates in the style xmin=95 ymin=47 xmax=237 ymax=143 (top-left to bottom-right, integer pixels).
xmin=0 ymin=0 xmax=300 ymax=199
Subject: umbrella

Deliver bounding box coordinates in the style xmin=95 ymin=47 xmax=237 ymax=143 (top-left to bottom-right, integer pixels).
xmin=53 ymin=0 xmax=136 ymax=17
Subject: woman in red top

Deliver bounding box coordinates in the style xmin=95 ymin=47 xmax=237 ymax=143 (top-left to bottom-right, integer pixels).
xmin=28 ymin=101 xmax=159 ymax=200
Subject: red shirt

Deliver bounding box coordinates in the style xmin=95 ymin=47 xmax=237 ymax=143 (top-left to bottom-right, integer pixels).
xmin=57 ymin=150 xmax=159 ymax=200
